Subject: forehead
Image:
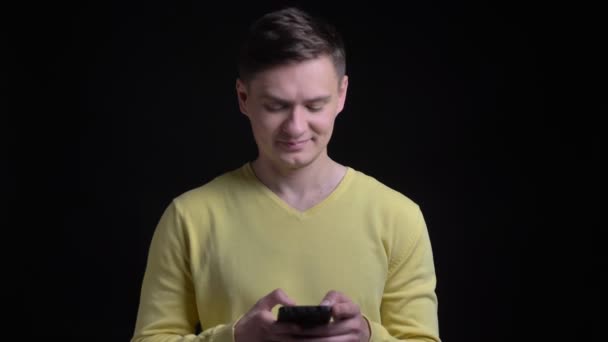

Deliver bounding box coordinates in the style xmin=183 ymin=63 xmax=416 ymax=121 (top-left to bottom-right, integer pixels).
xmin=248 ymin=56 xmax=341 ymax=99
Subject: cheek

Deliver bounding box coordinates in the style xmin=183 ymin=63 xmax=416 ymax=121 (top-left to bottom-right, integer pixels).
xmin=311 ymin=115 xmax=336 ymax=134
xmin=251 ymin=117 xmax=279 ymax=140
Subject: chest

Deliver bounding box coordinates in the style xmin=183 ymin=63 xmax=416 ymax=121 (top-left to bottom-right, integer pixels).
xmin=193 ymin=215 xmax=388 ymax=313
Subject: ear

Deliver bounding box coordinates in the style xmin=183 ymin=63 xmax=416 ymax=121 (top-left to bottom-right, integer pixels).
xmin=236 ymin=79 xmax=249 ymax=116
xmin=336 ymin=75 xmax=349 ymax=115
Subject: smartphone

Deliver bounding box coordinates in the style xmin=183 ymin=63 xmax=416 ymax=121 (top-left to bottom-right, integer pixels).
xmin=277 ymin=305 xmax=332 ymax=327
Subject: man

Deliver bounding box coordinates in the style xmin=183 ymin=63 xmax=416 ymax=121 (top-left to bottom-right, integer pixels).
xmin=131 ymin=7 xmax=440 ymax=342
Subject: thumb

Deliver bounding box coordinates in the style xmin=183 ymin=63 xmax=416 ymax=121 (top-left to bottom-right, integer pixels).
xmin=255 ymin=288 xmax=296 ymax=312
xmin=320 ymin=290 xmax=350 ymax=306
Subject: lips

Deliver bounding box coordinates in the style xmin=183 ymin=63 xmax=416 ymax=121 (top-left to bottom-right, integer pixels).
xmin=278 ymin=139 xmax=310 ymax=150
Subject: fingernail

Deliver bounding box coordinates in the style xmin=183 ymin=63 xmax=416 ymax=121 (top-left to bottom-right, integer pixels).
xmin=320 ymin=300 xmax=330 ymax=306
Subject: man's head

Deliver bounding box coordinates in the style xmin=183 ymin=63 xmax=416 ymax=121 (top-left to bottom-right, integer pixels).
xmin=237 ymin=7 xmax=346 ymax=85
xmin=236 ymin=7 xmax=348 ymax=171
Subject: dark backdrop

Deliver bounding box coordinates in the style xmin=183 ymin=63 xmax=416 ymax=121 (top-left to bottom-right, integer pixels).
xmin=8 ymin=1 xmax=588 ymax=341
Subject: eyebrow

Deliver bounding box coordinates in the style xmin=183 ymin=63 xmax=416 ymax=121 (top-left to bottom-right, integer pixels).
xmin=260 ymin=94 xmax=332 ymax=104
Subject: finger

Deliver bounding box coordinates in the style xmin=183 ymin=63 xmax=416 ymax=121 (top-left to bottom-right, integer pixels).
xmin=319 ymin=290 xmax=351 ymax=306
xmin=269 ymin=321 xmax=304 ymax=336
xmin=240 ymin=310 xmax=277 ymax=330
xmin=290 ymin=317 xmax=357 ymax=337
xmin=280 ymin=330 xmax=353 ymax=342
xmin=257 ymin=310 xmax=277 ymax=323
xmin=332 ymin=302 xmax=360 ymax=320
xmin=255 ymin=288 xmax=297 ymax=311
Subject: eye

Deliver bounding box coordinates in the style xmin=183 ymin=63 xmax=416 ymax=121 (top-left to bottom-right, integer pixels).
xmin=263 ymin=101 xmax=290 ymax=112
xmin=307 ymin=103 xmax=324 ymax=112
xmin=263 ymin=103 xmax=287 ymax=112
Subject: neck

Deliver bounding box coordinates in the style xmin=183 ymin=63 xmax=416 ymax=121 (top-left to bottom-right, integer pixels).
xmin=251 ymin=153 xmax=344 ymax=200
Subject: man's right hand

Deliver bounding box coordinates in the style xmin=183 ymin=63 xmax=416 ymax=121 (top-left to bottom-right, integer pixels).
xmin=234 ymin=288 xmax=301 ymax=342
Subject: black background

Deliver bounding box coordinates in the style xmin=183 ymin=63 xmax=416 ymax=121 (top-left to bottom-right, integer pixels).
xmin=7 ymin=0 xmax=592 ymax=341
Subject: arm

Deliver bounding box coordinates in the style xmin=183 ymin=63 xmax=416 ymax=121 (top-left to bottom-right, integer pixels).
xmin=291 ymin=207 xmax=441 ymax=342
xmin=367 ymin=207 xmax=441 ymax=342
xmin=131 ymin=200 xmax=236 ymax=342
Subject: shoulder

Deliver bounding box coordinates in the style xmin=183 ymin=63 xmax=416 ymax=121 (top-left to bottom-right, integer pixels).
xmin=152 ymin=164 xmax=251 ymax=239
xmin=164 ymin=163 xmax=251 ymax=219
xmin=347 ymin=167 xmax=431 ymax=269
xmin=346 ymin=167 xmax=427 ymax=247
xmin=176 ymin=164 xmax=248 ymax=203
xmin=348 ymin=167 xmax=421 ymax=217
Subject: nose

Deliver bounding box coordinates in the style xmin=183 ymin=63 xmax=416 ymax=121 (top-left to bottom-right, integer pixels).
xmin=281 ymin=106 xmax=307 ymax=137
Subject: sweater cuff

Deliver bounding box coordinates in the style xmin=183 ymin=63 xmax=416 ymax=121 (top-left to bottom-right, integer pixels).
xmin=363 ymin=314 xmax=391 ymax=342
xmin=361 ymin=314 xmax=375 ymax=342
xmin=205 ymin=315 xmax=244 ymax=342
xmin=205 ymin=324 xmax=232 ymax=342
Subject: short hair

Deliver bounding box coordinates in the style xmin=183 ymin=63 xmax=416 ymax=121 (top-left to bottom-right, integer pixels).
xmin=237 ymin=7 xmax=346 ymax=83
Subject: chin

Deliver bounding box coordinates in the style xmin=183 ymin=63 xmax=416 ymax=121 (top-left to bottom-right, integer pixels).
xmin=279 ymin=151 xmax=324 ymax=170
xmin=261 ymin=141 xmax=326 ymax=169
xmin=267 ymin=149 xmax=303 ymax=167
xmin=279 ymin=157 xmax=313 ymax=169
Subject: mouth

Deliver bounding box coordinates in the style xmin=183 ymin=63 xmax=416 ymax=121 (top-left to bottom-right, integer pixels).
xmin=277 ymin=139 xmax=310 ymax=150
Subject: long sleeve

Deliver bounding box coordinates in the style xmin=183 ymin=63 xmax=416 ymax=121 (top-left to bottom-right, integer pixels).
xmin=367 ymin=207 xmax=440 ymax=342
xmin=130 ymin=201 xmax=237 ymax=342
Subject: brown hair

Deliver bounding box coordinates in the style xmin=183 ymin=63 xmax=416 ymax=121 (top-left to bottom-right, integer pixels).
xmin=237 ymin=7 xmax=346 ymax=83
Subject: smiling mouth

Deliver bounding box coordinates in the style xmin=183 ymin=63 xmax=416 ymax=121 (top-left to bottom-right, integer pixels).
xmin=278 ymin=139 xmax=310 ymax=149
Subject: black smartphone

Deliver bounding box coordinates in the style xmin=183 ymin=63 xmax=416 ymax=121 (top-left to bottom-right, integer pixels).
xmin=277 ymin=305 xmax=332 ymax=327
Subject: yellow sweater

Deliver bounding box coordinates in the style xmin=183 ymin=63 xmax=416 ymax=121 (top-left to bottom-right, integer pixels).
xmin=132 ymin=163 xmax=440 ymax=342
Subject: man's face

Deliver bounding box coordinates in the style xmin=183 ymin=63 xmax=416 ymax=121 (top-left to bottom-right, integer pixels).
xmin=236 ymin=55 xmax=348 ymax=171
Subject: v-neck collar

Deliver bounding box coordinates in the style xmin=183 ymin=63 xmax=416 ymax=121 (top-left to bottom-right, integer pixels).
xmin=243 ymin=162 xmax=354 ymax=220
